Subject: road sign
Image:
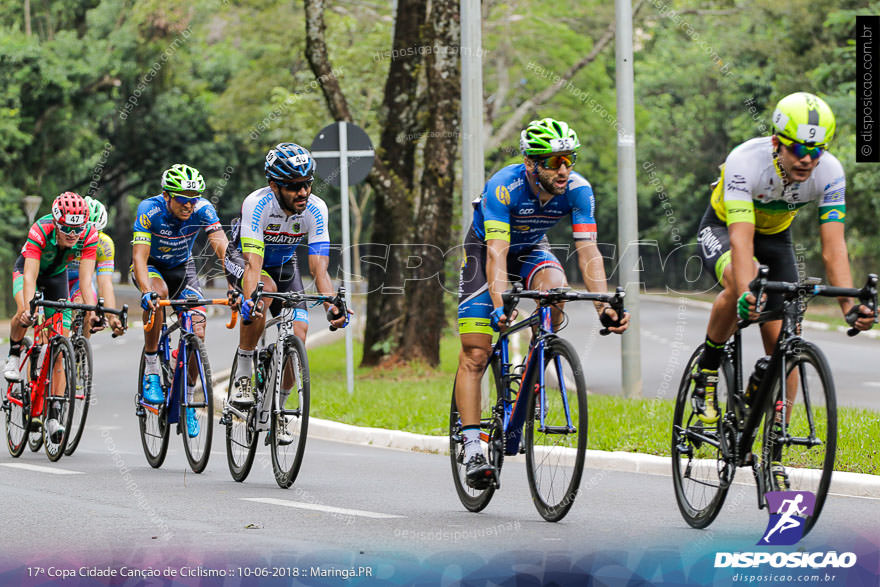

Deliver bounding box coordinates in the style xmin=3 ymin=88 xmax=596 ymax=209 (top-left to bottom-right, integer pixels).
xmin=310 ymin=122 xmax=375 ymax=396
xmin=310 ymin=122 xmax=374 ymax=187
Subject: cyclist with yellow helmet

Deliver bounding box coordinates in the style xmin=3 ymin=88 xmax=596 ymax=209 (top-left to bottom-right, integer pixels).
xmin=690 ymin=92 xmax=875 ymax=486
xmin=455 ymin=118 xmax=629 ymax=488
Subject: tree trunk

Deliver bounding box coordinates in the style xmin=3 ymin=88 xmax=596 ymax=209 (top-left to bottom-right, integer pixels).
xmin=396 ymin=0 xmax=461 ymax=366
xmin=114 ymin=187 xmax=132 ymax=285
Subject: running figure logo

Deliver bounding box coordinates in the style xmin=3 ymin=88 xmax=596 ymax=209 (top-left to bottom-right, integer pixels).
xmin=760 ymin=491 xmax=816 ymax=546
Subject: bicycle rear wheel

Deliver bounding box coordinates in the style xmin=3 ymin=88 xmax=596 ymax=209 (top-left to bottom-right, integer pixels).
xmin=671 ymin=345 xmax=733 ymax=529
xmin=64 ymin=335 xmax=93 ymax=456
xmin=5 ymin=338 xmax=32 ymax=457
xmin=225 ymin=351 xmax=259 ymax=482
xmin=449 ymin=357 xmax=501 ymax=513
xmin=27 ymin=427 xmax=43 ymax=452
xmin=524 ymin=337 xmax=587 ymax=522
xmin=760 ymin=341 xmax=836 ymax=537
xmin=180 ymin=334 xmax=214 ymax=474
xmin=137 ymin=349 xmax=170 ymax=468
xmin=269 ymin=335 xmax=309 ymax=489
xmin=43 ymin=337 xmax=76 ymax=461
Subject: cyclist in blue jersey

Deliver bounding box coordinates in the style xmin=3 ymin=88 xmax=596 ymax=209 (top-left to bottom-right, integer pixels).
xmin=224 ymin=143 xmax=348 ymax=407
xmin=132 ymin=164 xmax=229 ymax=434
xmin=455 ymin=118 xmax=629 ymax=488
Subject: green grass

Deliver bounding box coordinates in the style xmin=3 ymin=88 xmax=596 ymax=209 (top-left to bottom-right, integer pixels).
xmin=308 ymin=336 xmax=880 ymax=475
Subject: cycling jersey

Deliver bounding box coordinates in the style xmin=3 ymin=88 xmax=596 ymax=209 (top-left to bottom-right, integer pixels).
xmin=233 ymin=187 xmax=330 ymax=267
xmin=710 ymin=137 xmax=846 ymax=235
xmin=69 ymin=231 xmax=115 ymax=279
xmin=21 ymin=214 xmax=98 ymax=277
xmin=132 ymin=195 xmax=222 ymax=269
xmin=472 ymin=164 xmax=597 ymax=252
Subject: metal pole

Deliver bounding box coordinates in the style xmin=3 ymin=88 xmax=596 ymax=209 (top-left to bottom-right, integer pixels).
xmin=615 ymin=0 xmax=642 ymax=398
xmin=338 ymin=122 xmax=355 ymax=395
xmin=460 ymin=0 xmax=483 ymax=242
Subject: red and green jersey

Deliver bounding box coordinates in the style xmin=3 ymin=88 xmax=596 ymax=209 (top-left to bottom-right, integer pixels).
xmin=21 ymin=214 xmax=98 ymax=277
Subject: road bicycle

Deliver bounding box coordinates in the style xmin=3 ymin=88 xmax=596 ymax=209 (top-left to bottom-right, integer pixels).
xmin=137 ymin=294 xmax=237 ymax=473
xmin=222 ymin=283 xmax=347 ymax=489
xmin=5 ymin=294 xmax=126 ymax=460
xmin=450 ymin=284 xmax=625 ymax=522
xmin=672 ymin=266 xmax=877 ymax=536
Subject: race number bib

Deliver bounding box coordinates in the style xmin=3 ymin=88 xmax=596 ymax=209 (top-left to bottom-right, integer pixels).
xmin=550 ymin=137 xmax=576 ymax=152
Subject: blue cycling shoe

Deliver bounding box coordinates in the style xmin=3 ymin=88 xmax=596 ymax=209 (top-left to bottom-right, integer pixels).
xmin=141 ymin=373 xmax=164 ymax=404
xmin=186 ymin=407 xmax=200 ymax=438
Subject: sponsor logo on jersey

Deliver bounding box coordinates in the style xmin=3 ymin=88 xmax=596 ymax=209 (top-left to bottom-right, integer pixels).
xmin=507 ymin=178 xmax=523 ymax=191
xmin=730 ymin=173 xmax=747 ymax=184
xmin=293 ymin=223 xmax=301 ymax=233
xmin=225 ymin=257 xmax=245 ymax=279
xmin=159 ymin=246 xmax=172 ymax=253
xmin=513 ymin=225 xmax=530 ymax=231
xmin=820 ymin=209 xmax=845 ymax=221
xmin=159 ymin=229 xmax=172 ymax=236
xmin=267 ymin=223 xmax=281 ymax=231
xmin=518 ymin=207 xmax=535 ymax=215
xmin=698 ymin=226 xmax=723 ymax=258
xmin=825 ymin=176 xmax=845 ymax=191
xmin=726 ymin=182 xmax=750 ymax=194
xmin=251 ymin=193 xmax=274 ymax=233
xmin=495 ymin=185 xmax=510 ymax=206
xmin=139 ymin=214 xmax=151 ymax=229
xmin=264 ymin=233 xmax=302 ymax=245
xmin=307 ymin=201 xmax=325 ymax=235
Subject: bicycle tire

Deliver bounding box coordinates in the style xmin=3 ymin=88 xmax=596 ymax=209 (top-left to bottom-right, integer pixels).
xmin=225 ymin=350 xmax=259 ymax=482
xmin=137 ymin=349 xmax=170 ymax=468
xmin=26 ymin=342 xmax=42 ymax=453
xmin=43 ymin=336 xmax=76 ymax=461
xmin=449 ymin=357 xmax=501 ymax=513
xmin=270 ymin=335 xmax=310 ymax=489
xmin=64 ymin=336 xmax=93 ymax=456
xmin=671 ymin=345 xmax=733 ymax=529
xmin=760 ymin=341 xmax=836 ymax=538
xmin=5 ymin=337 xmax=33 ymax=457
xmin=523 ymin=337 xmax=587 ymax=522
xmin=180 ymin=334 xmax=214 ymax=474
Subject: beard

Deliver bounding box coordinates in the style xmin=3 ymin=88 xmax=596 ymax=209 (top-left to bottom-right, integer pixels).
xmin=537 ymin=171 xmax=567 ymax=195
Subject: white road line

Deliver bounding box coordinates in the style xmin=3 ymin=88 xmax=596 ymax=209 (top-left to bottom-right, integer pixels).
xmin=863 ymin=382 xmax=880 ymax=388
xmin=0 ymin=463 xmax=83 ymax=475
xmin=241 ymin=497 xmax=404 ymax=519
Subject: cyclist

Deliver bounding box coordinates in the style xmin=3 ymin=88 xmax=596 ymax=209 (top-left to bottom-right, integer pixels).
xmin=3 ymin=192 xmax=97 ymax=442
xmin=690 ymin=92 xmax=875 ymax=488
xmin=455 ymin=118 xmax=629 ymax=488
xmin=68 ymin=196 xmax=125 ymax=336
xmin=132 ymin=164 xmax=229 ymax=437
xmin=224 ymin=142 xmax=348 ymax=411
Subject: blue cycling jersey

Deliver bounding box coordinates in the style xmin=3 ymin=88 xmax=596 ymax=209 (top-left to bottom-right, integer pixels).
xmin=472 ymin=164 xmax=597 ymax=253
xmin=132 ymin=195 xmax=222 ymax=269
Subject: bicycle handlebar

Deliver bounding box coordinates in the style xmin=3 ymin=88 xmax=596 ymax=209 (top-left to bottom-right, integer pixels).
xmin=143 ymin=294 xmax=239 ymax=331
xmin=244 ymin=281 xmax=348 ymax=332
xmin=500 ymin=283 xmax=626 ymax=336
xmin=29 ymin=292 xmax=129 ymax=337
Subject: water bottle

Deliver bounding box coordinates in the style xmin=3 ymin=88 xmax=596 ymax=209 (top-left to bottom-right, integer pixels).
xmin=745 ymin=356 xmax=770 ymax=406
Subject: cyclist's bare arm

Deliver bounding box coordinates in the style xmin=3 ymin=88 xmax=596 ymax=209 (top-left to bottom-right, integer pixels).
xmin=241 ymin=250 xmax=265 ymax=317
xmin=575 ymin=239 xmax=628 ymax=333
xmin=486 ymin=238 xmax=510 ymax=323
xmin=17 ymin=258 xmax=40 ymax=327
xmin=96 ymin=273 xmax=124 ymax=334
xmin=820 ymin=222 xmax=874 ymax=329
xmin=132 ymin=242 xmax=157 ymax=310
xmin=77 ymin=257 xmax=102 ymax=331
xmin=729 ymin=221 xmax=760 ymax=316
xmin=207 ymin=228 xmax=229 ymax=262
xmin=308 ymin=254 xmax=348 ymax=327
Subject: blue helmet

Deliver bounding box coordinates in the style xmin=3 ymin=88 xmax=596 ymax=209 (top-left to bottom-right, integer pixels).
xmin=265 ymin=143 xmax=315 ymax=183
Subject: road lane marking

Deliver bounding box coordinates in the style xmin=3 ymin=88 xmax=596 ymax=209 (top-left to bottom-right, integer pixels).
xmin=241 ymin=497 xmax=404 ymax=519
xmin=864 ymin=382 xmax=880 ymax=388
xmin=0 ymin=463 xmax=83 ymax=475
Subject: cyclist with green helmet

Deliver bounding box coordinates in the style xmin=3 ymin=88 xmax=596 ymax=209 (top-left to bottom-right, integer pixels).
xmin=691 ymin=92 xmax=875 ymax=487
xmin=131 ymin=164 xmax=229 ymax=435
xmin=455 ymin=118 xmax=629 ymax=488
xmin=68 ymin=196 xmax=125 ymax=337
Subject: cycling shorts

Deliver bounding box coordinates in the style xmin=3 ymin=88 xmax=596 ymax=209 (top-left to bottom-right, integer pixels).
xmin=224 ymin=247 xmax=308 ymax=323
xmin=130 ymin=258 xmax=206 ymax=316
xmin=697 ymin=206 xmax=797 ymax=312
xmin=458 ymin=226 xmax=564 ymax=335
xmin=13 ymin=255 xmax=72 ymax=329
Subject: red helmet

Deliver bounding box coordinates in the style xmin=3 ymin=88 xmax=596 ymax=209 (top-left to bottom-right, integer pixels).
xmin=51 ymin=192 xmax=88 ymax=227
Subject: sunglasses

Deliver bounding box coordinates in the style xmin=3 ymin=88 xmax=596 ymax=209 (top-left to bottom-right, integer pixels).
xmin=55 ymin=222 xmax=86 ymax=237
xmin=778 ymin=135 xmax=825 ymax=160
xmin=169 ymin=193 xmax=199 ymax=205
xmin=537 ymin=153 xmax=577 ymax=170
xmin=280 ymin=179 xmax=313 ymax=191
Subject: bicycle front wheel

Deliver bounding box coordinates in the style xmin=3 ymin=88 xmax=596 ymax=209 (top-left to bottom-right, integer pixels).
xmin=64 ymin=336 xmax=93 ymax=456
xmin=269 ymin=335 xmax=310 ymax=489
xmin=43 ymin=337 xmax=77 ymax=461
xmin=5 ymin=337 xmax=33 ymax=457
xmin=225 ymin=350 xmax=258 ymax=482
xmin=671 ymin=345 xmax=733 ymax=529
xmin=524 ymin=337 xmax=587 ymax=522
xmin=180 ymin=334 xmax=214 ymax=474
xmin=137 ymin=349 xmax=170 ymax=468
xmin=760 ymin=341 xmax=836 ymax=537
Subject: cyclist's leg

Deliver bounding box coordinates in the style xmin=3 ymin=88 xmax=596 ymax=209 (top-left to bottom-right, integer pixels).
xmin=270 ymin=261 xmax=308 ymax=391
xmin=519 ymin=240 xmax=566 ymax=326
xmin=6 ymin=259 xmax=31 ymax=380
xmin=132 ymin=263 xmax=169 ymax=402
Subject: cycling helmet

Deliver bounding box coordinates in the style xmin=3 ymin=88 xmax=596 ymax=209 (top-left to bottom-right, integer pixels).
xmin=771 ymin=92 xmax=836 ymax=147
xmin=520 ymin=118 xmax=581 ymax=156
xmin=52 ymin=192 xmax=88 ymax=227
xmin=161 ymin=163 xmax=206 ymax=194
xmin=84 ymin=196 xmax=108 ymax=231
xmin=265 ymin=143 xmax=315 ymax=183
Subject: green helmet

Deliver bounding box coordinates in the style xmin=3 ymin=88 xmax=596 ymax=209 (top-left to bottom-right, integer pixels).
xmin=161 ymin=163 xmax=206 ymax=194
xmin=84 ymin=196 xmax=108 ymax=232
xmin=520 ymin=118 xmax=581 ymax=156
xmin=771 ymin=92 xmax=836 ymax=147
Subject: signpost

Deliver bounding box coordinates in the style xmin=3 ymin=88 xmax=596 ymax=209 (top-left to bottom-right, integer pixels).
xmin=23 ymin=195 xmax=42 ymax=225
xmin=310 ymin=122 xmax=375 ymax=395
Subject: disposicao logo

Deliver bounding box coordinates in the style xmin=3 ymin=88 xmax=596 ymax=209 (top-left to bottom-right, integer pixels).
xmin=760 ymin=491 xmax=814 ymax=546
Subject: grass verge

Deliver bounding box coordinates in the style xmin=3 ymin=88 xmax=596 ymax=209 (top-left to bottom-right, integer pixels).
xmin=308 ymin=336 xmax=879 ymax=475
